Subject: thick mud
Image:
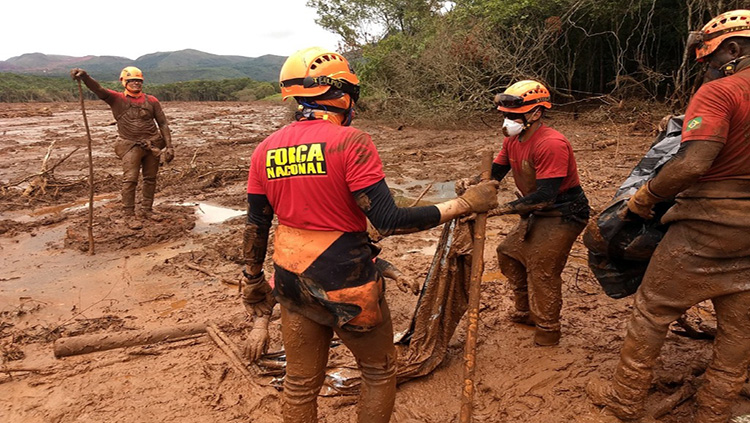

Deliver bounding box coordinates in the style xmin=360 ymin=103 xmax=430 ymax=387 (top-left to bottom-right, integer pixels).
xmin=1 ymin=101 xmax=748 ymax=422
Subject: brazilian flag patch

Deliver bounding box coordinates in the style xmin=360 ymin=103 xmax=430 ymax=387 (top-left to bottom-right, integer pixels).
xmin=686 ymin=117 xmax=703 ymax=131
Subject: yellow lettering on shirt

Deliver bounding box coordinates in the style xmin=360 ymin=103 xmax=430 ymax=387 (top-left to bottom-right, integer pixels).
xmin=266 ymin=143 xmax=327 ymax=180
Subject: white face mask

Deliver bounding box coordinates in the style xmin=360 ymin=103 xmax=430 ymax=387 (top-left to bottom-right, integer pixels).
xmin=502 ymin=118 xmax=524 ymax=137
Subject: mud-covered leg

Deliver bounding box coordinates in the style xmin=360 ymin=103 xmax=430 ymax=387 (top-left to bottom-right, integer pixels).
xmin=695 ymin=291 xmax=750 ymax=423
xmin=497 ymin=230 xmax=531 ymax=325
xmin=140 ymin=151 xmax=159 ymax=215
xmin=336 ymin=298 xmax=397 ymax=423
xmin=280 ymin=306 xmax=332 ymax=423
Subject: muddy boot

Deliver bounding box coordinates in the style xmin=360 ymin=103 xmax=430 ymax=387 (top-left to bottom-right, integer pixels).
xmin=533 ymin=326 xmax=561 ymax=346
xmin=140 ymin=209 xmax=163 ymax=222
xmin=508 ymin=309 xmax=535 ymax=326
xmin=127 ymin=218 xmax=143 ymax=230
xmin=586 ymin=377 xmax=646 ymax=421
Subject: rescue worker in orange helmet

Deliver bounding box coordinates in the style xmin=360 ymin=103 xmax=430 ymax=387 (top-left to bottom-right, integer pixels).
xmin=240 ymin=46 xmax=499 ymax=423
xmin=486 ymin=80 xmax=589 ymax=346
xmin=70 ymin=66 xmax=174 ymax=229
xmin=587 ymin=10 xmax=750 ymax=423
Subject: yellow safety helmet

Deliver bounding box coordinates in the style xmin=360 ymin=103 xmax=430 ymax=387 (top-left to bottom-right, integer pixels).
xmin=689 ymin=10 xmax=750 ymax=62
xmin=119 ymin=66 xmax=144 ymax=87
xmin=279 ymin=47 xmax=360 ymax=102
xmin=494 ymin=80 xmax=552 ymax=113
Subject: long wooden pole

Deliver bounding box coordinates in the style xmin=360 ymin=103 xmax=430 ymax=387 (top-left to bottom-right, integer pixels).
xmin=459 ymin=151 xmax=494 ymax=423
xmin=77 ymin=80 xmax=95 ymax=255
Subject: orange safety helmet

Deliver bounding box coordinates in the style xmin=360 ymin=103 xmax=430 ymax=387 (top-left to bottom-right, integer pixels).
xmin=279 ymin=47 xmax=360 ymax=102
xmin=119 ymin=66 xmax=144 ymax=86
xmin=494 ymin=80 xmax=552 ymax=113
xmin=690 ymin=9 xmax=750 ymax=61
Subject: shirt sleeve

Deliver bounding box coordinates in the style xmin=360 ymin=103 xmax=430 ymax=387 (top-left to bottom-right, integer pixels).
xmin=247 ymin=146 xmax=266 ymax=195
xmin=494 ymin=137 xmax=510 ymax=165
xmin=344 ymin=131 xmax=386 ymax=192
xmin=681 ymin=82 xmax=731 ymax=144
xmin=533 ymin=137 xmax=570 ymax=180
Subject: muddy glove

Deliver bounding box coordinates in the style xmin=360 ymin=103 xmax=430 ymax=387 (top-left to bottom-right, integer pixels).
xmin=454 ymin=174 xmax=481 ymax=196
xmin=458 ymin=180 xmax=500 ymax=213
xmin=242 ymin=271 xmax=275 ymax=317
xmin=163 ymin=146 xmax=175 ymax=164
xmin=377 ymin=258 xmax=419 ymax=295
xmin=243 ymin=316 xmax=270 ymax=362
xmin=70 ymin=68 xmax=88 ymax=80
xmin=626 ymin=181 xmax=664 ymax=219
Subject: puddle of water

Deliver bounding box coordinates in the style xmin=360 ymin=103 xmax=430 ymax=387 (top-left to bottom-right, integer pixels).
xmin=175 ymin=202 xmax=245 ymax=233
xmin=388 ymin=179 xmax=456 ymax=206
xmin=29 ymin=194 xmax=116 ymax=218
xmin=159 ymin=299 xmax=188 ymax=316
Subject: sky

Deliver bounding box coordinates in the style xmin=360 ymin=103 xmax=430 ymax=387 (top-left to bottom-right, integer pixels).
xmin=1 ymin=0 xmax=342 ymax=61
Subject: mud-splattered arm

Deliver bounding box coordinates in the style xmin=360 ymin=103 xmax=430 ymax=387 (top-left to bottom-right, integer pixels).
xmin=243 ymin=194 xmax=274 ymax=276
xmin=70 ymin=68 xmax=109 ymax=100
xmin=152 ymin=100 xmax=172 ymax=149
xmin=647 ymin=140 xmax=723 ymax=198
xmin=494 ymin=177 xmax=563 ymax=216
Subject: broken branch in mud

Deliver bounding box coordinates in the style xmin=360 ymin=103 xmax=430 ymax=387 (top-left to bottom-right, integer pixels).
xmin=409 ymin=181 xmax=434 ymax=207
xmin=5 ymin=142 xmax=81 ymax=195
xmin=205 ymin=322 xmax=257 ymax=383
xmin=185 ymin=263 xmax=239 ymax=286
xmin=648 ymin=377 xmax=698 ymax=419
xmin=53 ymin=322 xmax=208 ymax=358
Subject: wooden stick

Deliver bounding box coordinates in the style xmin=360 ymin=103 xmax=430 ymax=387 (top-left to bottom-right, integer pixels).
xmin=649 ymin=378 xmax=697 ymax=418
xmin=53 ymin=322 xmax=207 ymax=358
xmin=459 ymin=151 xmax=494 ymax=423
xmin=409 ymin=181 xmax=434 ymax=207
xmin=77 ymin=80 xmax=95 ymax=255
xmin=205 ymin=323 xmax=256 ymax=382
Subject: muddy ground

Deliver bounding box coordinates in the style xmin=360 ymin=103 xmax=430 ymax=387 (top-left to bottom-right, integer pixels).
xmin=1 ymin=101 xmax=748 ymax=423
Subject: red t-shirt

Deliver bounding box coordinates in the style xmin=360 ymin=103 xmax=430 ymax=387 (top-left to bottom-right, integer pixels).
xmin=682 ymin=67 xmax=750 ymax=181
xmin=247 ymin=119 xmax=385 ymax=232
xmin=493 ymin=125 xmax=581 ymax=195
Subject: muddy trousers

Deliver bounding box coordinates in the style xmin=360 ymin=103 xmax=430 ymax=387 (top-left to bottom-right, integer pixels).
xmin=121 ymin=146 xmax=159 ymax=215
xmin=608 ymin=221 xmax=750 ymax=423
xmin=496 ymin=215 xmax=585 ymax=337
xmin=280 ymin=301 xmax=397 ymax=423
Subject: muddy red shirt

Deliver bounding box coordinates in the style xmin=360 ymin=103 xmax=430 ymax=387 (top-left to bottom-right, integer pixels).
xmin=681 ymin=67 xmax=750 ymax=182
xmin=247 ymin=119 xmax=385 ymax=232
xmin=103 ymin=90 xmax=166 ymax=143
xmin=494 ymin=124 xmax=581 ymax=195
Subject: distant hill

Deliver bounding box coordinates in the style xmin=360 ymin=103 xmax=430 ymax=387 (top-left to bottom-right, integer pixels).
xmin=0 ymin=49 xmax=285 ymax=84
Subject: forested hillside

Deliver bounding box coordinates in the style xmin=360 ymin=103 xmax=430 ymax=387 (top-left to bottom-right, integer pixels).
xmin=308 ymin=0 xmax=749 ymax=121
xmin=0 ymin=73 xmax=280 ymax=102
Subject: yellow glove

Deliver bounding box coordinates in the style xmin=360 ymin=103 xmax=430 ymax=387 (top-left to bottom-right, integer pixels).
xmin=626 ymin=182 xmax=664 ymax=219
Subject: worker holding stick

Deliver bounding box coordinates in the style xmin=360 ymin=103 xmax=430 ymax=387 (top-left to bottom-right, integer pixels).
xmin=458 ymin=80 xmax=590 ymax=346
xmin=71 ymin=66 xmax=174 ymax=229
xmin=240 ymin=46 xmax=499 ymax=423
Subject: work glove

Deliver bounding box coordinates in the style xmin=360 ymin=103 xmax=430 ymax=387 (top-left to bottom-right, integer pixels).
xmin=626 ymin=181 xmax=664 ymax=219
xmin=458 ymin=180 xmax=500 ymax=213
xmin=383 ymin=263 xmax=419 ymax=295
xmin=243 ymin=319 xmax=270 ymax=363
xmin=241 ymin=271 xmax=276 ymax=317
xmin=70 ymin=68 xmax=87 ymax=80
xmin=454 ymin=174 xmax=481 ymax=196
xmin=163 ymin=146 xmax=175 ymax=164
